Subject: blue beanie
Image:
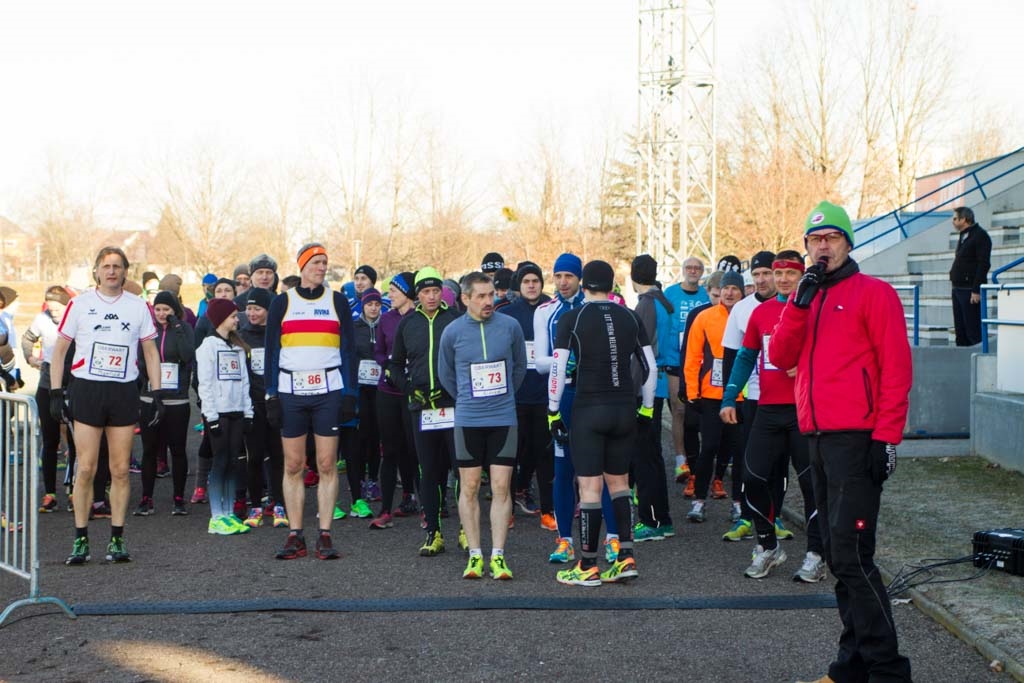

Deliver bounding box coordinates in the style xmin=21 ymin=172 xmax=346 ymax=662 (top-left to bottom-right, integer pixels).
xmin=552 ymin=253 xmax=582 ymax=278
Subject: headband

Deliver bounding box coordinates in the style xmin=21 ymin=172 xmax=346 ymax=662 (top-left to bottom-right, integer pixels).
xmin=772 ymin=259 xmax=805 ymax=273
xmin=297 ymin=245 xmax=328 ymax=271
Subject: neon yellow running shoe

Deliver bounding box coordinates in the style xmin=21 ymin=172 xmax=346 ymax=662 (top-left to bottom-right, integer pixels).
xmin=489 ymin=555 xmax=513 ymax=580
xmin=556 ymin=561 xmax=601 ymax=587
xmin=458 ymin=527 xmax=469 ymax=552
xmin=600 ymin=556 xmax=638 ymax=583
xmin=463 ymin=554 xmax=484 ymax=579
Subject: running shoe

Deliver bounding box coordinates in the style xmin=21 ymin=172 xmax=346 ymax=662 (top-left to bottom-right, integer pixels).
xmin=540 ymin=512 xmax=558 ymax=531
xmin=155 ymin=460 xmax=170 ymax=478
xmin=661 ymin=524 xmax=676 ymax=538
xmin=369 ymin=512 xmax=394 ymax=529
xmin=395 ymin=495 xmax=419 ymax=517
xmin=604 ymin=537 xmax=621 ymax=563
xmin=232 ymin=499 xmax=247 ymax=520
xmin=463 ymin=555 xmax=484 ymax=579
xmin=276 ymin=533 xmax=308 ymax=559
xmin=304 ymin=469 xmax=319 ymax=488
xmin=515 ymin=490 xmax=540 ymax=516
xmin=730 ymin=502 xmax=743 ymax=523
xmin=548 ymin=537 xmax=575 ymax=563
xmin=190 ymin=487 xmax=208 ymax=504
xmin=315 ymin=532 xmax=340 ymax=560
xmin=171 ymin=497 xmax=189 ymax=516
xmin=674 ymin=463 xmax=691 ymax=483
xmin=336 ymin=458 xmax=347 ymax=474
xmin=745 ymin=544 xmax=787 ymax=579
xmin=489 ymin=555 xmax=513 ymax=580
xmin=272 ymin=505 xmax=289 ymax=528
xmin=366 ymin=480 xmax=382 ymax=502
xmin=419 ymin=531 xmax=445 ymax=557
xmin=65 ymin=537 xmax=90 ymax=565
xmin=775 ymin=518 xmax=795 ymax=540
xmin=39 ymin=494 xmax=58 ymax=513
xmin=723 ymin=519 xmax=753 ymax=542
xmin=129 ymin=458 xmax=142 ymax=474
xmin=132 ymin=497 xmax=154 ymax=517
xmin=633 ymin=523 xmax=666 ymax=543
xmin=686 ymin=500 xmax=706 ymax=523
xmin=458 ymin=527 xmax=469 ymax=552
xmin=1 ymin=512 xmax=22 ymax=533
xmin=89 ymin=502 xmax=112 ymax=519
xmin=350 ymin=498 xmax=373 ymax=519
xmin=793 ymin=551 xmax=827 ymax=583
xmin=332 ymin=504 xmax=347 ymax=520
xmin=683 ymin=477 xmax=695 ymax=499
xmin=600 ymin=556 xmax=638 ymax=583
xmin=711 ymin=479 xmax=728 ymax=499
xmin=262 ymin=501 xmax=275 ymax=519
xmin=244 ymin=507 xmax=264 ymax=528
xmin=556 ymin=561 xmax=601 ymax=587
xmin=105 ymin=536 xmax=132 ymax=563
xmin=208 ymin=516 xmax=238 ymax=535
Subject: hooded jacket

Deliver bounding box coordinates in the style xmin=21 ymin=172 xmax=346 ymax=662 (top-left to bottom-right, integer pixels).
xmin=768 ymin=258 xmax=912 ymax=444
xmin=633 ymin=286 xmax=674 ymax=398
xmin=139 ymin=316 xmax=196 ymax=404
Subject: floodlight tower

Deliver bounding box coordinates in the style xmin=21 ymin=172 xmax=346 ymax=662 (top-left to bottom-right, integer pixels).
xmin=636 ymin=0 xmax=717 ymax=281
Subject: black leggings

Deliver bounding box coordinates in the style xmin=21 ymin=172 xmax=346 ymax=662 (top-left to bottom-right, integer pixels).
xmin=37 ymin=384 xmax=76 ymax=495
xmin=242 ymin=400 xmax=284 ymax=505
xmin=141 ymin=402 xmax=190 ymax=500
xmin=744 ymin=404 xmax=822 ymax=553
xmin=412 ymin=418 xmax=455 ymax=534
xmin=376 ymin=391 xmax=418 ymax=514
xmin=633 ymin=398 xmax=671 ymax=526
xmin=357 ymin=387 xmax=381 ymax=482
xmin=694 ymin=398 xmax=740 ymax=501
xmin=514 ymin=403 xmax=553 ymax=513
xmin=341 ymin=426 xmax=361 ymax=502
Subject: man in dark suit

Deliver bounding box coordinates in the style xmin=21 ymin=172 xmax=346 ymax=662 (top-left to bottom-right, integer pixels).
xmin=949 ymin=206 xmax=992 ymax=346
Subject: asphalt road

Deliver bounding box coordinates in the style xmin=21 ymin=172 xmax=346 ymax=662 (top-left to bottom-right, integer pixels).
xmin=0 ymin=422 xmax=1010 ymax=682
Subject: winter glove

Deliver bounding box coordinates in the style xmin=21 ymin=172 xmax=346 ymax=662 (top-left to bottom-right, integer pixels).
xmin=408 ymin=389 xmax=428 ymax=411
xmin=793 ymin=261 xmax=827 ymax=309
xmin=547 ymin=410 xmax=569 ymax=446
xmin=869 ymin=440 xmax=897 ymax=484
xmin=207 ymin=417 xmax=221 ymax=434
xmin=339 ymin=395 xmax=358 ymax=423
xmin=50 ymin=387 xmax=67 ymax=422
xmin=265 ymin=396 xmax=282 ymax=430
xmin=636 ymin=405 xmax=654 ymax=429
xmin=141 ymin=391 xmax=166 ymax=428
xmin=428 ymin=388 xmax=444 ymax=407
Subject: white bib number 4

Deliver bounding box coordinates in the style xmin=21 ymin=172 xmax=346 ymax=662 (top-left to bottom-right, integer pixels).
xmin=420 ymin=407 xmax=454 ymax=431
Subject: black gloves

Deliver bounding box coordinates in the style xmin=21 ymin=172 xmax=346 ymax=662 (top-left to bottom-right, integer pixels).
xmin=869 ymin=440 xmax=897 ymax=484
xmin=207 ymin=417 xmax=221 ymax=434
xmin=548 ymin=410 xmax=569 ymax=446
xmin=141 ymin=391 xmax=166 ymax=428
xmin=339 ymin=395 xmax=358 ymax=424
xmin=50 ymin=387 xmax=67 ymax=422
xmin=794 ymin=262 xmax=827 ymax=309
xmin=636 ymin=405 xmax=654 ymax=430
xmin=266 ymin=395 xmax=282 ymax=430
xmin=409 ymin=389 xmax=428 ymax=411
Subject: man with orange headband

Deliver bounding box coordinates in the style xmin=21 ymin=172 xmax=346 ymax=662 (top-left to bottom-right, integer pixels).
xmin=264 ymin=242 xmax=358 ymax=560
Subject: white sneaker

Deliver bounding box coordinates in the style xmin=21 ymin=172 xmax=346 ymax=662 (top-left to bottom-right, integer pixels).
xmin=745 ymin=544 xmax=787 ymax=579
xmin=686 ymin=500 xmax=706 ymax=523
xmin=793 ymin=551 xmax=827 ymax=583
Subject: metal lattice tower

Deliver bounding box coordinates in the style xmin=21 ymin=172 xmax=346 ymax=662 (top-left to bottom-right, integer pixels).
xmin=636 ymin=0 xmax=717 ymax=282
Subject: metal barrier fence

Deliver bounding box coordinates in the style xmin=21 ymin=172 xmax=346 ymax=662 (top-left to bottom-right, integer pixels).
xmin=892 ymin=284 xmax=920 ymax=347
xmin=981 ymin=283 xmax=1024 ymax=354
xmin=0 ymin=393 xmax=74 ymax=627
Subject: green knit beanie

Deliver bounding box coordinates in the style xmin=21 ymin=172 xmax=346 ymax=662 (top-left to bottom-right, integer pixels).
xmin=805 ymin=201 xmax=854 ymax=247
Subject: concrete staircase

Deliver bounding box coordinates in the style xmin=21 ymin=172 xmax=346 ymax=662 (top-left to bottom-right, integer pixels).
xmin=858 ymin=184 xmax=1024 ymax=346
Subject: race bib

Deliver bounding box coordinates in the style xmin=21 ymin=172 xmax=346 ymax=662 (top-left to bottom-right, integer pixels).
xmin=160 ymin=362 xmax=179 ymax=391
xmin=88 ymin=342 xmax=128 ymax=380
xmin=761 ymin=335 xmax=777 ymax=370
xmin=470 ymin=359 xmax=507 ymax=398
xmin=711 ymin=357 xmax=724 ymax=387
xmin=525 ymin=341 xmax=537 ymax=370
xmin=358 ymin=359 xmax=381 ymax=386
xmin=250 ymin=347 xmax=265 ymax=376
xmin=217 ymin=350 xmax=243 ymax=381
xmin=420 ymin=406 xmax=455 ymax=431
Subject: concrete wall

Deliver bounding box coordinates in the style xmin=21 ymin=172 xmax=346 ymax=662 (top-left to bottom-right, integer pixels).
xmin=905 ymin=346 xmax=973 ymax=436
xmin=970 ymin=353 xmax=1024 ymax=473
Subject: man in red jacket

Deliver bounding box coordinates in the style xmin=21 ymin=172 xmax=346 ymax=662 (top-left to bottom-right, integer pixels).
xmin=770 ymin=201 xmax=912 ymax=683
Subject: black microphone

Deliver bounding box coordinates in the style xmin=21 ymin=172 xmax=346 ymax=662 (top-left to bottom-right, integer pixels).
xmin=795 ymin=257 xmax=829 ymax=308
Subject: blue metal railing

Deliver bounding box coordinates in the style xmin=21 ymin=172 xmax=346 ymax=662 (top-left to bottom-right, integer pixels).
xmin=892 ymin=285 xmax=920 ymax=346
xmin=991 ymin=254 xmax=1024 ymax=285
xmin=854 ymin=146 xmax=1024 ymax=251
xmin=981 ymin=283 xmax=1024 ymax=353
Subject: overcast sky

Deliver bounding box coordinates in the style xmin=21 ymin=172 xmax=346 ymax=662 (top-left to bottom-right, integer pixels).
xmin=1 ymin=0 xmax=1021 ymax=226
